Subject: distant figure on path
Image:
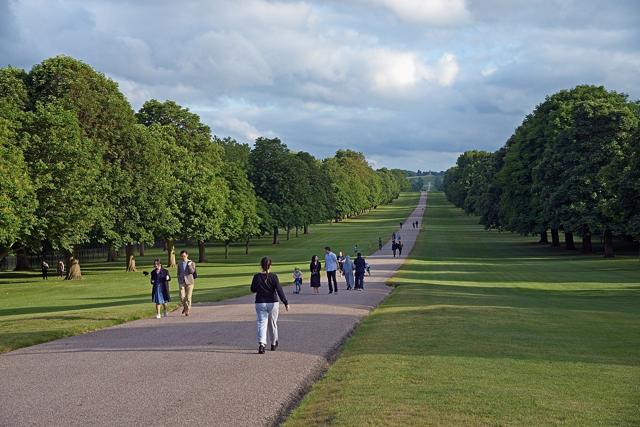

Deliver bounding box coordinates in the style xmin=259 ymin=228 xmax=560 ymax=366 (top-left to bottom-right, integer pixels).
xmin=353 ymin=244 xmax=359 ymax=255
xmin=400 ymin=222 xmax=403 ymax=229
xmin=177 ymin=250 xmax=196 ymax=316
xmin=337 ymin=251 xmax=345 ymax=277
xmin=343 ymin=255 xmax=354 ymax=290
xmin=398 ymin=241 xmax=404 ymax=257
xmin=378 ymin=237 xmax=383 ymax=250
xmin=365 ymin=261 xmax=371 ymax=277
xmin=41 ymin=261 xmax=49 ymax=280
xmin=354 ymin=253 xmax=366 ymax=291
xmin=292 ymin=267 xmax=303 ymax=294
xmin=57 ymin=260 xmax=65 ymax=279
xmin=392 ymin=241 xmax=398 ymax=258
xmin=251 ymin=256 xmax=289 ymax=354
xmin=309 ymin=255 xmax=322 ymax=294
xmin=150 ymin=258 xmax=171 ymax=318
xmin=325 ymin=247 xmax=338 ymax=294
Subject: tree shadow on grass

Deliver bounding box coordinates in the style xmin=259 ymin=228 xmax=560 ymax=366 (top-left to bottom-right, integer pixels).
xmin=350 ymin=282 xmax=640 ymax=366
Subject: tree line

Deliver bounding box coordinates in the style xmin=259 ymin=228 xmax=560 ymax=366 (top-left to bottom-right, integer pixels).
xmin=0 ymin=55 xmax=409 ymax=278
xmin=443 ymin=85 xmax=639 ymax=257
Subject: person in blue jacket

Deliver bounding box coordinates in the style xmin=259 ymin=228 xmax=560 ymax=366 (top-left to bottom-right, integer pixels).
xmin=150 ymin=259 xmax=171 ymax=318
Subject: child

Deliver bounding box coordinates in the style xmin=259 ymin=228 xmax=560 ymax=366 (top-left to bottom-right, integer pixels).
xmin=293 ymin=267 xmax=303 ymax=294
xmin=365 ymin=261 xmax=371 ymax=277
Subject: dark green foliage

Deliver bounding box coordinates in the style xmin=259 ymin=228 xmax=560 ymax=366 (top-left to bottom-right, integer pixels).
xmin=444 ymin=85 xmax=640 ymax=256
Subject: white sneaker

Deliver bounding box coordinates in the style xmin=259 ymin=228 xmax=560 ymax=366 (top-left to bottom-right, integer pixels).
xmin=155 ymin=314 xmax=161 ymax=319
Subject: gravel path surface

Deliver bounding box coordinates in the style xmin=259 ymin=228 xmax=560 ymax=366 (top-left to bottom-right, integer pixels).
xmin=0 ymin=192 xmax=426 ymax=427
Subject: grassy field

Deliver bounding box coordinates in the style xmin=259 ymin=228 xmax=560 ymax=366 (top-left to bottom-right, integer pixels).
xmin=0 ymin=193 xmax=420 ymax=353
xmin=285 ymin=191 xmax=640 ymax=426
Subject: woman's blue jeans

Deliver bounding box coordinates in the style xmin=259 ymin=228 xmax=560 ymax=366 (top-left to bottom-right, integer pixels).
xmin=255 ymin=302 xmax=279 ymax=345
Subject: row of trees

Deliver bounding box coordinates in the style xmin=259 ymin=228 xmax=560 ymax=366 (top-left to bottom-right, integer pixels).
xmin=443 ymin=85 xmax=639 ymax=257
xmin=0 ymin=55 xmax=409 ymax=278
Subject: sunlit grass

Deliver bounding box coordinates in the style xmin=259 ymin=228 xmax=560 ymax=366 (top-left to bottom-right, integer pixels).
xmin=285 ymin=192 xmax=640 ymax=426
xmin=0 ymin=193 xmax=420 ymax=352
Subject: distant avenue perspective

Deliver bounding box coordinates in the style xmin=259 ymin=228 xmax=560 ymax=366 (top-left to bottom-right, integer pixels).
xmin=1 ymin=1 xmax=639 ymax=426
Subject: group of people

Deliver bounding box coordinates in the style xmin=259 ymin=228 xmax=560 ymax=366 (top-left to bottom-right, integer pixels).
xmin=40 ymin=260 xmax=66 ymax=280
xmin=147 ymin=250 xmax=197 ymax=318
xmin=391 ymin=231 xmax=404 ymax=258
xmin=306 ymin=247 xmax=368 ymax=294
xmin=142 ymin=236 xmax=407 ymax=355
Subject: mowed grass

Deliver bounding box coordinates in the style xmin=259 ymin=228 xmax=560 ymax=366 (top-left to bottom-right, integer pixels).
xmin=0 ymin=193 xmax=420 ymax=353
xmin=285 ymin=192 xmax=640 ymax=426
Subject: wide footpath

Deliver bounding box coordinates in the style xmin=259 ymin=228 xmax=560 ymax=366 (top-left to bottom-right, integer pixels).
xmin=0 ymin=192 xmax=427 ymax=427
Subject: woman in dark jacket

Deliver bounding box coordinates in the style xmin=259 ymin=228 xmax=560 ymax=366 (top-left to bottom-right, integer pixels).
xmin=150 ymin=259 xmax=171 ymax=318
xmin=309 ymin=255 xmax=321 ymax=294
xmin=251 ymin=257 xmax=289 ymax=354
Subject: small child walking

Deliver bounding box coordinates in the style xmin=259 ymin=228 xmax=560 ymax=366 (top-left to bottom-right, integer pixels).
xmin=293 ymin=267 xmax=303 ymax=294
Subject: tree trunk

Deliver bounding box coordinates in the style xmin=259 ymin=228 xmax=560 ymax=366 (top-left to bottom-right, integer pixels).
xmin=245 ymin=239 xmax=250 ymax=255
xmin=295 ymin=226 xmax=299 ymax=238
xmin=581 ymin=226 xmax=593 ymax=253
xmin=139 ymin=242 xmax=145 ymax=257
xmin=272 ymin=227 xmax=279 ymax=245
xmin=539 ymin=230 xmax=548 ymax=244
xmin=224 ymin=240 xmax=230 ymax=259
xmin=107 ymin=246 xmax=117 ymax=262
xmin=286 ymin=226 xmax=290 ymax=241
xmin=14 ymin=247 xmax=30 ymax=270
xmin=551 ymin=228 xmax=560 ymax=247
xmin=603 ymin=228 xmax=615 ymax=258
xmin=304 ymin=224 xmax=309 ymax=235
xmin=564 ymin=231 xmax=576 ymax=250
xmin=66 ymin=246 xmax=82 ymax=280
xmin=125 ymin=244 xmax=137 ymax=272
xmin=166 ymin=239 xmax=177 ymax=267
xmin=198 ymin=240 xmax=206 ymax=263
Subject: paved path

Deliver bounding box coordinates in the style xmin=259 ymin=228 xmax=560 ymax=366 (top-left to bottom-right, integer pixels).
xmin=0 ymin=192 xmax=427 ymax=427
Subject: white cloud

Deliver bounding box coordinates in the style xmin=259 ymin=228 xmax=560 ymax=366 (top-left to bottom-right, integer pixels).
xmin=373 ymin=0 xmax=472 ymax=25
xmin=369 ymin=50 xmax=459 ymax=91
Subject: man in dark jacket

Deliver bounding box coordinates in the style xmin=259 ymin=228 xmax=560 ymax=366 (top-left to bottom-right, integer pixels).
xmin=354 ymin=252 xmax=366 ymax=291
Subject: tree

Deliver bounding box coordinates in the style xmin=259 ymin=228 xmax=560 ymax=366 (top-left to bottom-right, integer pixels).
xmin=137 ymin=100 xmax=228 ymax=265
xmin=27 ymin=55 xmax=137 ymax=275
xmin=22 ymin=102 xmax=103 ymax=279
xmin=0 ymin=67 xmax=36 ymax=260
xmin=248 ymin=137 xmax=295 ymax=244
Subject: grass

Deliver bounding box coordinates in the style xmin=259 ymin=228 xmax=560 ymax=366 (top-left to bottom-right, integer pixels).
xmin=284 ymin=192 xmax=640 ymax=426
xmin=0 ymin=192 xmax=420 ymax=353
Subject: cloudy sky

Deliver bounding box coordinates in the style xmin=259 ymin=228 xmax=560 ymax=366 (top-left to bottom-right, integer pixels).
xmin=1 ymin=0 xmax=639 ymax=171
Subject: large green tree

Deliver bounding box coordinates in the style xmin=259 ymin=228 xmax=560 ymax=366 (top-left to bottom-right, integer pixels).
xmin=137 ymin=100 xmax=228 ymax=265
xmin=0 ymin=67 xmax=36 ymax=260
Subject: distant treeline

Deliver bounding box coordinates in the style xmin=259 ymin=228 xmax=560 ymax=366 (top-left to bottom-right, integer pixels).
xmin=0 ymin=55 xmax=409 ymax=278
xmin=406 ymin=170 xmax=445 ymax=177
xmin=443 ymin=85 xmax=639 ymax=257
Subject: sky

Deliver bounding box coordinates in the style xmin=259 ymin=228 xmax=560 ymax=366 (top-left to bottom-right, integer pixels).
xmin=1 ymin=0 xmax=639 ymax=171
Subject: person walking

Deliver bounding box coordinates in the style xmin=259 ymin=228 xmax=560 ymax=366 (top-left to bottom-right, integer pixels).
xmin=251 ymin=256 xmax=289 ymax=354
xmin=392 ymin=240 xmax=398 ymax=258
xmin=150 ymin=258 xmax=171 ymax=318
xmin=398 ymin=241 xmax=404 ymax=257
xmin=378 ymin=237 xmax=383 ymax=250
xmin=177 ymin=250 xmax=196 ymax=316
xmin=337 ymin=251 xmax=345 ymax=277
xmin=41 ymin=260 xmax=49 ymax=280
xmin=325 ymin=247 xmax=338 ymax=294
xmin=309 ymin=255 xmax=321 ymax=294
xmin=292 ymin=267 xmax=303 ymax=294
xmin=57 ymin=260 xmax=65 ymax=279
xmin=354 ymin=252 xmax=366 ymax=291
xmin=400 ymin=222 xmax=403 ymax=229
xmin=342 ymin=255 xmax=355 ymax=290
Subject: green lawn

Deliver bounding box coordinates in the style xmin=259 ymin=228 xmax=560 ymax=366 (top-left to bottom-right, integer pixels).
xmin=285 ymin=191 xmax=640 ymax=426
xmin=0 ymin=193 xmax=420 ymax=353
